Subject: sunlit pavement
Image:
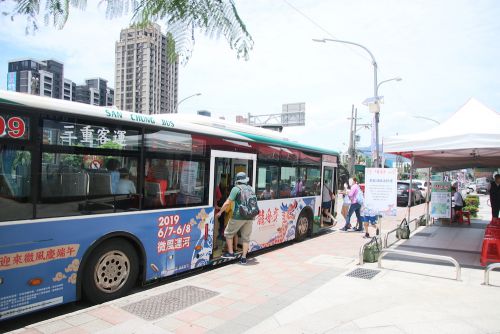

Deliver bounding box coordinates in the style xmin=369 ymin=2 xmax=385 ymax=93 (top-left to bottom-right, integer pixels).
xmin=8 ymin=199 xmax=500 ymax=334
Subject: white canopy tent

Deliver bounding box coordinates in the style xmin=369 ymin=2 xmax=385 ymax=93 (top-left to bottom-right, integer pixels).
xmin=384 ymin=98 xmax=500 ymax=171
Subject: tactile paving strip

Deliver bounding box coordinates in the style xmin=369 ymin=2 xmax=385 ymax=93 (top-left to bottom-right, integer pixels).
xmin=346 ymin=268 xmax=381 ymax=280
xmin=122 ymin=285 xmax=219 ymax=320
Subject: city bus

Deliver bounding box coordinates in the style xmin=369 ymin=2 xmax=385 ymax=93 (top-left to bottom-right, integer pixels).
xmin=0 ymin=90 xmax=339 ymax=320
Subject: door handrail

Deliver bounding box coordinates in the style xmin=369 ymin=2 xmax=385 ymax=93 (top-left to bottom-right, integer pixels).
xmin=483 ymin=262 xmax=500 ymax=286
xmin=378 ymin=249 xmax=461 ymax=281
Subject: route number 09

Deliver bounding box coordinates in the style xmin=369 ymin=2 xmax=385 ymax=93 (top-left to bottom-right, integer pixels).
xmin=0 ymin=116 xmax=27 ymax=139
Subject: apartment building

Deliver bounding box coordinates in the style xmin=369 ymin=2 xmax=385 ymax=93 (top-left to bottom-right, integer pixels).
xmin=115 ymin=24 xmax=178 ymax=114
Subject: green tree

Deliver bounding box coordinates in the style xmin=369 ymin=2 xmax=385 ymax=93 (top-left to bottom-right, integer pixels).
xmin=4 ymin=0 xmax=253 ymax=61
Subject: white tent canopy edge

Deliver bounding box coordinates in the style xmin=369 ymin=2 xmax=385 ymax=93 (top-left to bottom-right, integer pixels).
xmin=383 ymin=98 xmax=500 ymax=172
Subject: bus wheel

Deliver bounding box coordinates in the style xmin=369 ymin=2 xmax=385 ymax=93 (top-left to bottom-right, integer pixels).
xmin=295 ymin=210 xmax=311 ymax=242
xmin=82 ymin=239 xmax=139 ymax=304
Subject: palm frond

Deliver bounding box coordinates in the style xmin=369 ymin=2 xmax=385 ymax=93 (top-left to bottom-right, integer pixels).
xmin=5 ymin=0 xmax=253 ymax=61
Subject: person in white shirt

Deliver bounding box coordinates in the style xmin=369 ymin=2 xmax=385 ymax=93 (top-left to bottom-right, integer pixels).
xmin=452 ymin=185 xmax=464 ymax=222
xmin=116 ymin=168 xmax=137 ymax=194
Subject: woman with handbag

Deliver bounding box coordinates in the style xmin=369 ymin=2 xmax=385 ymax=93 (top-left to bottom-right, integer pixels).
xmin=341 ymin=177 xmax=363 ymax=232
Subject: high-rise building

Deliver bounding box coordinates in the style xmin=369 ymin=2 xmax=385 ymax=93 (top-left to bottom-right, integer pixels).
xmin=8 ymin=59 xmax=55 ymax=97
xmin=7 ymin=59 xmax=113 ymax=107
xmin=63 ymin=78 xmax=76 ymax=101
xmin=115 ymin=24 xmax=178 ymax=114
xmin=74 ymin=78 xmax=114 ymax=106
xmin=44 ymin=60 xmax=64 ymax=99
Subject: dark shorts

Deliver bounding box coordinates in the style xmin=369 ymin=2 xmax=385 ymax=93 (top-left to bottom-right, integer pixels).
xmin=454 ymin=206 xmax=463 ymax=211
xmin=322 ymin=200 xmax=332 ymax=209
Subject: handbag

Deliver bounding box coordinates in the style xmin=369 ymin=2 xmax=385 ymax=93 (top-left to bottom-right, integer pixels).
xmin=396 ymin=218 xmax=410 ymax=239
xmin=356 ymin=188 xmax=364 ymax=205
xmin=363 ymin=237 xmax=382 ymax=263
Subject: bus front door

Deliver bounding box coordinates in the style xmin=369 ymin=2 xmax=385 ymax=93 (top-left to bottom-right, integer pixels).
xmin=210 ymin=150 xmax=257 ymax=259
xmin=321 ymin=165 xmax=337 ymax=227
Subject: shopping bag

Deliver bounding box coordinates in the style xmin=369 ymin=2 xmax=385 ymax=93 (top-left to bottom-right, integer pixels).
xmin=363 ymin=237 xmax=382 ymax=263
xmin=396 ymin=218 xmax=410 ymax=239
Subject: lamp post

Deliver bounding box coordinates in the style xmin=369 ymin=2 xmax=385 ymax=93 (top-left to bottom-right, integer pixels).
xmin=313 ymin=38 xmax=381 ymax=167
xmin=176 ymin=93 xmax=201 ymax=112
xmin=376 ymin=77 xmax=402 ymax=96
xmin=413 ymin=116 xmax=440 ymax=125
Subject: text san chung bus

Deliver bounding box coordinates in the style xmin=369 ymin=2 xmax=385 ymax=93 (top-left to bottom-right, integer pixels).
xmin=0 ymin=90 xmax=339 ymax=320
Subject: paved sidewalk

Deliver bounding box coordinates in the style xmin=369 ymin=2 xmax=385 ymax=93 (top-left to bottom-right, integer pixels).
xmin=9 ymin=202 xmax=500 ymax=334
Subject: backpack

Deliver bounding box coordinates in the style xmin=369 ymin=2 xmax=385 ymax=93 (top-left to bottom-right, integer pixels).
xmin=237 ymin=185 xmax=260 ymax=219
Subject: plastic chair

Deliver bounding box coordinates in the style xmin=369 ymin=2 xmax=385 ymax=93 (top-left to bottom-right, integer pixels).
xmin=481 ymin=237 xmax=500 ymax=266
xmin=485 ymin=225 xmax=500 ymax=238
xmin=455 ymin=210 xmax=471 ymax=225
xmin=490 ymin=217 xmax=500 ymax=227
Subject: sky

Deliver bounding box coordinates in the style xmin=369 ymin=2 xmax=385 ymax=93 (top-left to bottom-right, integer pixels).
xmin=1 ymin=0 xmax=500 ymax=154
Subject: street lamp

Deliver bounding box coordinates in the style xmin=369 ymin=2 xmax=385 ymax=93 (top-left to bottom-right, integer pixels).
xmin=413 ymin=116 xmax=440 ymax=125
xmin=377 ymin=77 xmax=402 ymax=96
xmin=177 ymin=93 xmax=201 ymax=111
xmin=313 ymin=38 xmax=381 ymax=167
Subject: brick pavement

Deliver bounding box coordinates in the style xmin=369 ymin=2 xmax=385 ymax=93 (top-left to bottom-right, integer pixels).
xmin=8 ymin=203 xmax=441 ymax=334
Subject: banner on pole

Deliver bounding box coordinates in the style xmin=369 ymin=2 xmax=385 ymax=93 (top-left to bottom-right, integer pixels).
xmin=430 ymin=182 xmax=451 ymax=219
xmin=365 ymin=168 xmax=397 ymax=216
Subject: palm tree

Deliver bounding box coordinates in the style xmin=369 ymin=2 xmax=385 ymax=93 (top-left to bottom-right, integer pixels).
xmin=5 ymin=0 xmax=253 ymax=61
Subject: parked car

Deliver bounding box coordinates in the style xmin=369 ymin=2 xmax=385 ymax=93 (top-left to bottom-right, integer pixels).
xmin=397 ymin=181 xmax=424 ymax=206
xmin=476 ymin=182 xmax=489 ymax=194
xmin=412 ymin=179 xmax=430 ymax=199
xmin=466 ymin=182 xmax=476 ymax=193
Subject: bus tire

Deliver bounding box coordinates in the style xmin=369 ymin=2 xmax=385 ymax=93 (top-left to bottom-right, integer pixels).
xmin=295 ymin=210 xmax=311 ymax=242
xmin=82 ymin=238 xmax=139 ymax=304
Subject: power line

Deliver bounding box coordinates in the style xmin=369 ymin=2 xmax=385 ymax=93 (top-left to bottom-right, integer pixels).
xmin=281 ymin=0 xmax=377 ymax=66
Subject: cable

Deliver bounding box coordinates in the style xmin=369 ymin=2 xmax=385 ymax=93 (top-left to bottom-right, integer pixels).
xmin=281 ymin=0 xmax=375 ymax=65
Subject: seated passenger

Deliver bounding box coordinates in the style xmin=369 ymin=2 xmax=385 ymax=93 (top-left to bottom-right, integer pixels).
xmin=116 ymin=168 xmax=136 ymax=194
xmin=106 ymin=159 xmax=121 ymax=194
xmin=260 ymin=184 xmax=275 ymax=200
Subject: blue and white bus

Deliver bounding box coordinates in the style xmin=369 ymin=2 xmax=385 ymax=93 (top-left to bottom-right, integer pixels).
xmin=0 ymin=90 xmax=339 ymax=320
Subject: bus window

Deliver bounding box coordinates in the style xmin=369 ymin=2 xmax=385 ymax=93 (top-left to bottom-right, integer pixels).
xmin=256 ymin=164 xmax=278 ymax=200
xmin=299 ymin=167 xmax=321 ymax=196
xmin=37 ymin=153 xmax=139 ymax=218
xmin=144 ymin=158 xmax=207 ymax=209
xmin=280 ymin=166 xmax=298 ymax=198
xmin=0 ymin=147 xmax=32 ymax=221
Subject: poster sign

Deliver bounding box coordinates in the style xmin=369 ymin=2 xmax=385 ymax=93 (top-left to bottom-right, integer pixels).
xmin=431 ymin=182 xmax=451 ymax=219
xmin=7 ymin=72 xmax=16 ymax=91
xmin=365 ymin=168 xmax=397 ymax=216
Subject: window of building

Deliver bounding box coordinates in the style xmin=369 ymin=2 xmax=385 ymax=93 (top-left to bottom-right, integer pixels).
xmin=0 ymin=147 xmax=32 ymax=221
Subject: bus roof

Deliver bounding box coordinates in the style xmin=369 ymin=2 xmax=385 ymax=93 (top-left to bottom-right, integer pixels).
xmin=0 ymin=90 xmax=338 ymax=156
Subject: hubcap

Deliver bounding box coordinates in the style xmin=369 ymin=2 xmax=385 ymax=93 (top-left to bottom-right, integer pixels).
xmin=298 ymin=216 xmax=309 ymax=235
xmin=94 ymin=250 xmax=130 ymax=293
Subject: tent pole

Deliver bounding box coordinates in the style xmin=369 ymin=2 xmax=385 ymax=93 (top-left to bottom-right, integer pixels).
xmin=407 ymin=156 xmax=414 ymax=224
xmin=426 ymin=167 xmax=431 ymax=225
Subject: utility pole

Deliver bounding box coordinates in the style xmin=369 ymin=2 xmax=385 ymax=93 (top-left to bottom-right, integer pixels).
xmin=348 ymin=105 xmax=355 ymax=176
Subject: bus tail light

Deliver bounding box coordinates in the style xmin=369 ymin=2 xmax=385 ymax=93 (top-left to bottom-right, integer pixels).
xmin=28 ymin=278 xmax=43 ymax=286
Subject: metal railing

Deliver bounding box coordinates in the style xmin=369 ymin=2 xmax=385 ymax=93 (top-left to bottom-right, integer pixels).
xmin=378 ymin=249 xmax=461 ymax=280
xmin=359 ymin=236 xmax=382 ymax=265
xmin=483 ymin=263 xmax=500 ymax=286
